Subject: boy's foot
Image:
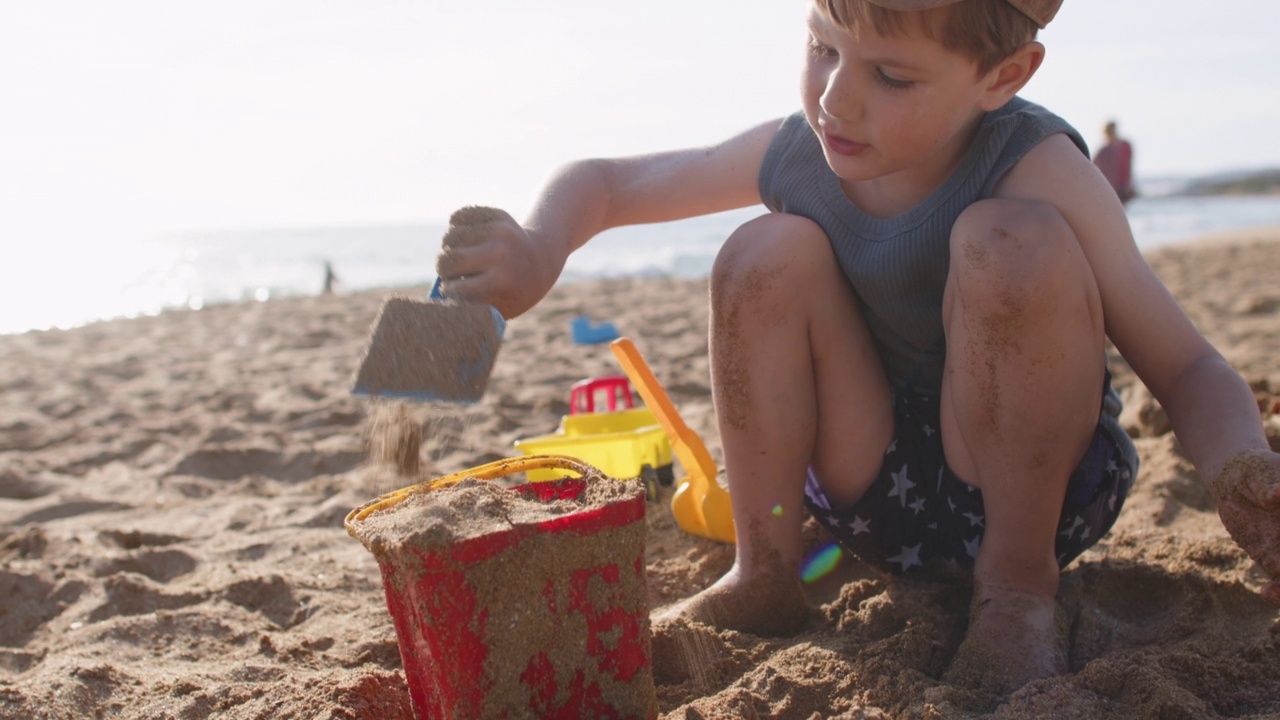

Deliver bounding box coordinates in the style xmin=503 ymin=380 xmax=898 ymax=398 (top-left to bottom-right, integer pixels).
xmin=943 ymin=581 xmax=1067 ymax=700
xmin=652 ymin=569 xmax=809 ymax=637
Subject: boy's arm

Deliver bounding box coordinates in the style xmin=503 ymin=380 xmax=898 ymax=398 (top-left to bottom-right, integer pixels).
xmin=998 ymin=134 xmax=1280 ymax=603
xmin=437 ymin=118 xmax=783 ymax=319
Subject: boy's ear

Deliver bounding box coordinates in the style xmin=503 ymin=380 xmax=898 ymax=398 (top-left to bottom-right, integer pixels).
xmin=978 ymin=41 xmax=1045 ymax=111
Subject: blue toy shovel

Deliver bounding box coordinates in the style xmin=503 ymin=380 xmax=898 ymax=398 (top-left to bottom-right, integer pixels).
xmin=351 ymin=278 xmax=506 ymax=403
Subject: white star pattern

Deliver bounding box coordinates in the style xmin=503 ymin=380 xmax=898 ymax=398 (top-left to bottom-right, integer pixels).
xmin=887 ymin=543 xmax=924 ymax=571
xmin=805 ymin=472 xmax=831 ymax=511
xmin=1060 ymin=516 xmax=1085 ymax=539
xmin=889 ymin=466 xmax=915 ymax=508
xmin=800 ymin=421 xmax=1134 ymax=572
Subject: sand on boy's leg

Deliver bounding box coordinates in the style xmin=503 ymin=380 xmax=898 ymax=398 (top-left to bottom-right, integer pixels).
xmin=936 ymin=201 xmax=1105 ymax=698
xmin=653 ymin=214 xmax=891 ymax=640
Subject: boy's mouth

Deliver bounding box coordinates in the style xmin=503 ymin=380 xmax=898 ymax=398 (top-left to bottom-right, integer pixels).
xmin=823 ymin=131 xmax=868 ymax=157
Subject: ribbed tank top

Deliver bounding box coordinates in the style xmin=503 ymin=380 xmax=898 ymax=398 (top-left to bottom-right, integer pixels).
xmin=758 ymin=97 xmax=1088 ymax=394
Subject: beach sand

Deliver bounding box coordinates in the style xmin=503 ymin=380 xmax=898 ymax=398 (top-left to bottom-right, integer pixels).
xmin=2 ymin=228 xmax=1279 ymax=719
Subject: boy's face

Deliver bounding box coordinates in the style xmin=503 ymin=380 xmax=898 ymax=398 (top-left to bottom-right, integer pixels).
xmin=802 ymin=7 xmax=998 ymax=191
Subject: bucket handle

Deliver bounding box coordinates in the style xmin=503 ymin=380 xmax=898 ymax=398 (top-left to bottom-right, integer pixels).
xmin=345 ymin=454 xmax=597 ymax=532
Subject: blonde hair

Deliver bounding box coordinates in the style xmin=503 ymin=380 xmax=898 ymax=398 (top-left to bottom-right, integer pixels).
xmin=815 ymin=0 xmax=1038 ymax=75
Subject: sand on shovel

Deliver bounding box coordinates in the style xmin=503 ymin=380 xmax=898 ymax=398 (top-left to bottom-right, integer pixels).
xmin=351 ymin=295 xmax=501 ymax=402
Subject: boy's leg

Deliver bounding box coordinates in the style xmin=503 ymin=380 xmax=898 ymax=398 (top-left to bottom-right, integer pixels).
xmin=657 ymin=213 xmax=893 ymax=636
xmin=939 ymin=198 xmax=1106 ymax=693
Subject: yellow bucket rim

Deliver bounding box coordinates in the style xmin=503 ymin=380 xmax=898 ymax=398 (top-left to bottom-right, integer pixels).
xmin=344 ymin=454 xmax=597 ymax=538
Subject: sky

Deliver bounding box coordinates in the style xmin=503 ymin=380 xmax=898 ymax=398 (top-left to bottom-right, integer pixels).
xmin=2 ymin=0 xmax=1279 ymax=245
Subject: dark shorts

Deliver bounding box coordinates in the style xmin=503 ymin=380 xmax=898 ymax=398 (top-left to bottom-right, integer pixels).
xmin=802 ymin=376 xmax=1137 ymax=574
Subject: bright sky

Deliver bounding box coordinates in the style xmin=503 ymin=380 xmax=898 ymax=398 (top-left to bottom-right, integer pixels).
xmin=3 ymin=0 xmax=1279 ymax=243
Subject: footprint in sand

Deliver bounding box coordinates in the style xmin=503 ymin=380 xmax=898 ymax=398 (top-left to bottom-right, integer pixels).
xmin=97 ymin=529 xmax=187 ymax=550
xmin=0 ymin=571 xmax=89 ymax=647
xmin=0 ymin=470 xmax=60 ymax=500
xmin=170 ymin=445 xmax=364 ymax=482
xmin=13 ymin=498 xmax=133 ymax=525
xmin=87 ymin=575 xmax=207 ymax=623
xmin=90 ymin=549 xmax=199 ymax=584
xmin=1065 ymin=560 xmax=1275 ymax=669
xmin=222 ymin=575 xmax=311 ymax=629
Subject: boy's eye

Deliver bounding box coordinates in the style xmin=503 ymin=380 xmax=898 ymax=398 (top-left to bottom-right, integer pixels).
xmin=807 ymin=36 xmax=836 ymax=58
xmin=875 ymin=68 xmax=914 ymax=90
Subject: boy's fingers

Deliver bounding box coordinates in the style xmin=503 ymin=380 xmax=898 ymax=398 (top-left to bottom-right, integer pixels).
xmin=448 ymin=205 xmax=511 ymax=228
xmin=439 ymin=273 xmax=482 ymax=302
xmin=1216 ymin=451 xmax=1280 ymax=506
xmin=436 ymin=242 xmax=483 ymax=279
xmin=441 ymin=222 xmax=491 ymax=250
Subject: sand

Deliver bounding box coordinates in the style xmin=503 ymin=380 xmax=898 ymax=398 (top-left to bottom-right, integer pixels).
xmin=2 ymin=227 xmax=1279 ymax=719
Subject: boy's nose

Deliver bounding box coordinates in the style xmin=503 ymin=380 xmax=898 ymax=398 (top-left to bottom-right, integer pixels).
xmin=819 ymin=66 xmax=861 ymax=122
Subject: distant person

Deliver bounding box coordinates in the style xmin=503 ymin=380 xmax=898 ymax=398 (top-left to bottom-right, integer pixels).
xmin=1094 ymin=120 xmax=1136 ymax=204
xmin=322 ymin=260 xmax=339 ymax=295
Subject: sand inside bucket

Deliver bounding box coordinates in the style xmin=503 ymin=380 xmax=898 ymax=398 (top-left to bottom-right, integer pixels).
xmin=355 ymin=473 xmax=656 ymax=719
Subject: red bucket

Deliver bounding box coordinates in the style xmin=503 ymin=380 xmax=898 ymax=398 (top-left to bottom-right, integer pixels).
xmin=346 ymin=455 xmax=657 ymax=719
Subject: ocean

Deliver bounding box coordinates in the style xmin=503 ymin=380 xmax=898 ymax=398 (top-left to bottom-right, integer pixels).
xmin=4 ymin=193 xmax=1280 ymax=336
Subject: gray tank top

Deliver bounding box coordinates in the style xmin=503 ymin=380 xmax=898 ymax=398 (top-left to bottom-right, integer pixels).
xmin=758 ymin=97 xmax=1087 ymax=394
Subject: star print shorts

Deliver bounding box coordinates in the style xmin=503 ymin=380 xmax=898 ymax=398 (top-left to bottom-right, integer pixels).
xmin=802 ymin=375 xmax=1138 ymax=574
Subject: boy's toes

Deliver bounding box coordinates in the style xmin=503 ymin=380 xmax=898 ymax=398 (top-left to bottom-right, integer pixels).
xmin=651 ymin=575 xmax=810 ymax=638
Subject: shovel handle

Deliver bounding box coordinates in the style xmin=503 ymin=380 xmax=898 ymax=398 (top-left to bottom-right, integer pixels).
xmin=428 ymin=277 xmax=508 ymax=338
xmin=609 ymin=338 xmax=719 ymax=483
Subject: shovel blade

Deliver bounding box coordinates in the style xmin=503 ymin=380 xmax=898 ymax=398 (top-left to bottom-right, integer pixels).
xmin=701 ymin=485 xmax=737 ymax=544
xmin=352 ymin=295 xmax=504 ymax=403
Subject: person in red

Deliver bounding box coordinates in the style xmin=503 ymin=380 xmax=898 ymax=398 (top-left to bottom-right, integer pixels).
xmin=1094 ymin=120 xmax=1136 ymax=204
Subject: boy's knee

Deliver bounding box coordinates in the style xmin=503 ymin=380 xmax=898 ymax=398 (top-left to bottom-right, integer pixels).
xmin=947 ymin=198 xmax=1081 ymax=307
xmin=712 ymin=213 xmax=830 ymax=288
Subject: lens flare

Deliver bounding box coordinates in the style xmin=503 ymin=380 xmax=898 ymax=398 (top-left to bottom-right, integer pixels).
xmin=800 ymin=542 xmax=843 ymax=584
xmin=771 ymin=504 xmax=784 ymax=517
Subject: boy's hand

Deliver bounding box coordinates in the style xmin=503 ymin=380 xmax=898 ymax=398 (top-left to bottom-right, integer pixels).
xmin=1213 ymin=449 xmax=1280 ymax=605
xmin=435 ymin=205 xmax=563 ymax=319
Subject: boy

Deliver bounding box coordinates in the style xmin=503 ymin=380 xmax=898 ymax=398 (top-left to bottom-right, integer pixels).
xmin=436 ymin=0 xmax=1280 ymax=697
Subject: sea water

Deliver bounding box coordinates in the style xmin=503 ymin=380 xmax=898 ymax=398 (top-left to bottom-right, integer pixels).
xmin=3 ymin=195 xmax=1279 ymax=336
